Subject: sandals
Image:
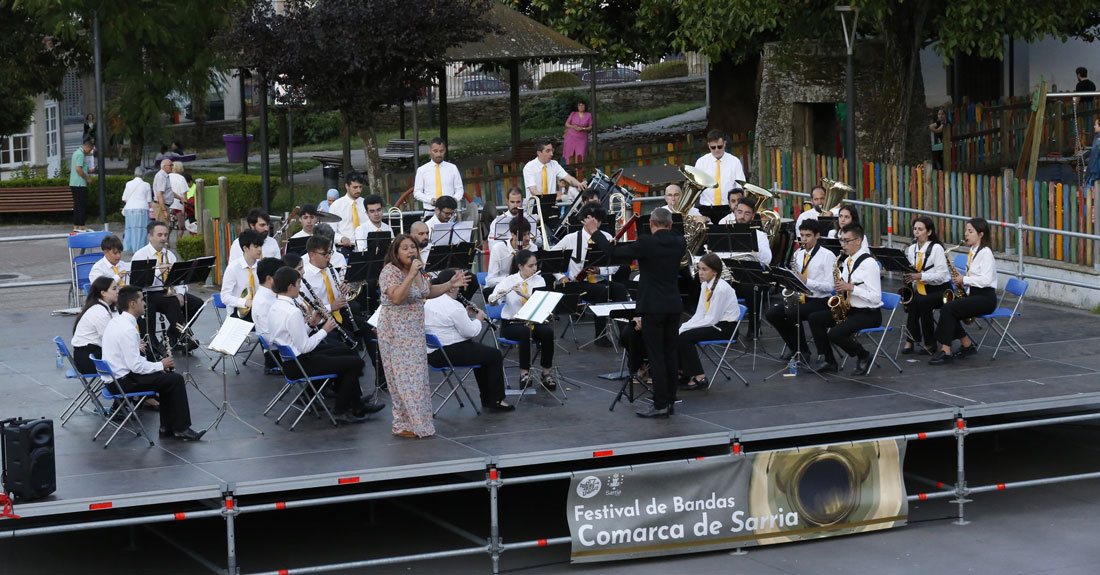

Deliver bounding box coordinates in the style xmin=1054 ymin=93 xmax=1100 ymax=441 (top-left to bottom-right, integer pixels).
xmin=680 ymin=376 xmax=708 ymax=391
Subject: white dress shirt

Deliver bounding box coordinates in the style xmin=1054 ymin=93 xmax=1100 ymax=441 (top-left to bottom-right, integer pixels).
xmin=251 ymin=286 xmax=277 ymax=340
xmin=962 ymin=246 xmax=997 ymax=290
xmin=229 ymin=235 xmax=281 ymax=263
xmin=101 ymin=313 xmax=164 ymax=381
xmin=794 ymin=205 xmax=840 ymax=232
xmin=827 ymin=229 xmax=871 ymax=257
xmin=522 ymin=158 xmax=569 ymax=199
xmin=840 ymin=253 xmax=882 ymax=309
xmin=291 ymin=229 xmax=311 ymax=239
xmin=488 ymin=213 xmax=541 ymax=249
xmin=693 ymin=152 xmax=745 ymax=206
xmin=269 ymin=295 xmax=327 ymax=356
xmin=329 ymin=195 xmax=368 ymax=244
xmin=552 ymin=229 xmax=619 ymax=279
xmin=486 ymin=241 xmax=518 ymax=288
xmin=425 ymin=296 xmax=483 ymax=348
xmin=489 ymin=272 xmax=546 ymax=319
xmin=168 ymin=173 xmax=188 ymax=211
xmin=220 ymin=257 xmax=258 ymax=310
xmin=353 ymin=220 xmax=393 ymax=251
xmin=906 ymin=242 xmax=951 ymax=286
xmin=680 ymin=278 xmax=740 ymax=333
xmin=152 ymin=169 xmax=172 ymax=204
xmin=413 ymin=160 xmax=464 ymax=211
xmin=131 ymin=243 xmax=187 ymax=294
xmin=89 ymin=256 xmax=131 ymax=285
xmin=72 ymin=301 xmax=117 ymax=348
xmin=793 ymin=244 xmax=837 ymax=299
xmin=300 ymin=260 xmax=341 ymax=312
xmin=122 ymin=177 xmax=152 ymax=211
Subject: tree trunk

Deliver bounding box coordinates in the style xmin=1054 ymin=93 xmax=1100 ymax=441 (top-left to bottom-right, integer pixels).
xmin=867 ymin=0 xmax=932 ymax=168
xmin=707 ymin=55 xmax=762 ymax=136
xmin=356 ymin=117 xmax=385 ymax=203
xmin=191 ymin=89 xmax=208 ymax=144
xmin=340 ymin=111 xmax=352 ymax=175
xmin=128 ymin=129 xmax=144 ymax=172
xmin=277 ymin=108 xmax=289 ymax=182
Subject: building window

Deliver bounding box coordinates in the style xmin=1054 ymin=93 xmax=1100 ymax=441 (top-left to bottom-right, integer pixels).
xmin=46 ymin=104 xmax=60 ymax=158
xmin=0 ymin=134 xmax=32 ymax=167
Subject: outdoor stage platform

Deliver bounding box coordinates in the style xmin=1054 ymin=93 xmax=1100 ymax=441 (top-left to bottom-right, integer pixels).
xmin=3 ymin=289 xmax=1100 ymax=529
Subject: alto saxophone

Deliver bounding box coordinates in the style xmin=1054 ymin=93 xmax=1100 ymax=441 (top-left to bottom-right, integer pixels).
xmin=942 ymin=246 xmax=974 ymax=325
xmin=826 ymin=258 xmax=849 ymax=322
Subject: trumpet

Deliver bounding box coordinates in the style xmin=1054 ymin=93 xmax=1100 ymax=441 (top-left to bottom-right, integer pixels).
xmin=386 ymin=206 xmax=404 ymax=235
xmin=300 ymin=275 xmax=361 ymax=350
xmin=942 ymin=246 xmax=974 ymax=324
xmin=827 ymin=258 xmax=849 ymax=322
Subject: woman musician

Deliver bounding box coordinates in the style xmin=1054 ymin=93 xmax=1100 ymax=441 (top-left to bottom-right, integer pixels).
xmin=828 ymin=204 xmax=869 ymax=256
xmin=488 ymin=249 xmax=558 ymax=390
xmin=485 ymin=217 xmax=532 ymax=293
xmin=901 ymin=217 xmax=950 ymax=355
xmin=71 ymin=276 xmax=121 ymax=374
xmin=929 ymin=218 xmax=998 ymax=365
xmin=677 ymin=253 xmax=741 ymax=390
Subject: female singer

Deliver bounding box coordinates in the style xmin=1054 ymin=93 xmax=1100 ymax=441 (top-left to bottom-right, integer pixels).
xmin=71 ymin=276 xmax=120 ymax=374
xmin=488 ymin=249 xmax=557 ymax=390
xmin=377 ymin=234 xmax=468 ymax=438
xmin=901 ymin=216 xmax=950 ymax=355
xmin=929 ymin=218 xmax=998 ymax=365
xmin=677 ymin=253 xmax=741 ymax=390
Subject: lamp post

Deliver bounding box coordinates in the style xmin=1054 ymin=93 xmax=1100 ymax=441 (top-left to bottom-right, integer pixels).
xmin=836 ymin=6 xmax=859 ymax=189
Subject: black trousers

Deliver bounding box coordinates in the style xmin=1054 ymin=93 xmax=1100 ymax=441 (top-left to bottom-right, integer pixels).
xmin=734 ymin=283 xmax=761 ymax=335
xmin=501 ymin=320 xmax=554 ymax=370
xmin=73 ymin=344 xmax=101 ymax=375
xmin=935 ymin=287 xmax=996 ymax=348
xmin=284 ymin=348 xmax=365 ymax=414
xmin=71 ymin=185 xmax=88 ymax=227
xmin=808 ymin=307 xmax=882 ymax=364
xmin=678 ymin=321 xmax=737 ymax=378
xmin=112 ymin=370 xmax=191 ymax=432
xmin=905 ymin=283 xmax=948 ymax=347
xmin=618 ymin=322 xmax=647 ymax=373
xmin=145 ymin=290 xmax=204 ymax=342
xmin=643 ymin=313 xmax=680 ymax=410
xmin=428 ymin=340 xmax=506 ymax=405
xmin=766 ymin=297 xmax=830 ymax=356
xmin=581 ymin=280 xmax=629 ymax=342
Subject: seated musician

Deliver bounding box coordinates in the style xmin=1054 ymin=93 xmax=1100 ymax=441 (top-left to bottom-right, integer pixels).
xmin=827 ymin=204 xmax=870 ymax=256
xmin=766 ymin=219 xmax=837 ymax=360
xmin=131 ymin=221 xmax=204 ymax=352
xmin=715 ymin=189 xmax=746 ymax=224
xmin=300 ymin=235 xmax=360 ymax=342
xmin=424 ymin=195 xmax=462 ymax=246
xmin=677 ymin=254 xmax=741 ymax=390
xmin=353 ymin=194 xmax=393 ymax=251
xmin=552 ymin=203 xmax=629 ymax=347
xmin=229 ymin=208 xmax=281 ymax=262
xmin=566 ymin=188 xmax=601 ymax=226
xmin=268 ymin=267 xmax=385 ymax=423
xmin=313 ymin=223 xmax=348 ymax=270
xmin=663 ymin=184 xmax=707 ymax=223
xmin=488 ymin=249 xmax=557 ymax=390
xmin=902 ymin=217 xmax=950 ymax=355
xmin=929 ymin=218 xmax=998 ymax=365
xmin=250 ymin=257 xmax=286 ymax=373
xmin=101 ymin=286 xmax=205 ymax=441
xmin=794 ymin=185 xmax=838 ymax=231
xmin=808 ymin=223 xmax=882 ymax=375
xmin=488 ymin=187 xmax=541 ymax=250
xmin=725 ymin=198 xmax=771 ymax=341
xmin=291 ymin=205 xmax=320 ymax=239
xmin=409 ymin=221 xmax=432 ymax=262
xmin=425 ymin=269 xmax=512 ymax=412
xmin=219 ymin=229 xmax=264 ymax=322
xmin=71 ymin=276 xmax=120 ymax=375
xmin=88 ymin=234 xmax=130 ymax=285
xmin=486 ymin=217 xmax=531 ymax=290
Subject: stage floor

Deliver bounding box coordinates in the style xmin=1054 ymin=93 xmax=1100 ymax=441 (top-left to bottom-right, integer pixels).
xmin=4 ymin=288 xmax=1100 ymax=520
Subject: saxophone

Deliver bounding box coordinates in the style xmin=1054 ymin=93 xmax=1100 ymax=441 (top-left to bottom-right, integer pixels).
xmin=826 ymin=257 xmax=849 ymax=322
xmin=942 ymin=246 xmax=974 ymax=325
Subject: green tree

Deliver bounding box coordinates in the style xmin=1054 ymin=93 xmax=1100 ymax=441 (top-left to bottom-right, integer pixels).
xmin=0 ymin=3 xmax=75 ymax=136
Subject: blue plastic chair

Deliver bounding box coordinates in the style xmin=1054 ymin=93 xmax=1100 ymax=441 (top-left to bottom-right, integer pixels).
xmin=273 ymin=344 xmax=339 ymax=430
xmin=426 ymin=334 xmax=481 ymax=416
xmin=953 ymin=253 xmax=969 ymax=274
xmin=68 ymin=231 xmax=110 ymax=306
xmin=53 ymin=336 xmax=107 ymax=424
xmin=977 ymin=278 xmax=1031 ymax=360
xmin=90 ymin=356 xmax=157 ymax=448
xmin=842 ymin=291 xmax=903 ymax=375
xmin=696 ymin=304 xmax=749 ymax=387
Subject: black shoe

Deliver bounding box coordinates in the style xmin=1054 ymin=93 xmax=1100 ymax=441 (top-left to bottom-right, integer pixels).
xmin=679 ymin=376 xmax=708 ymax=391
xmin=928 ymin=350 xmax=953 ymax=365
xmin=168 ymin=428 xmax=205 ymax=441
xmin=900 ymin=345 xmax=914 ymax=355
xmin=917 ymin=346 xmax=933 ymax=356
xmin=488 ymin=400 xmax=515 ymax=413
xmin=541 ymin=371 xmax=558 ymax=390
xmin=852 ymin=354 xmax=873 ymax=376
xmin=360 ymin=401 xmax=386 ymax=414
xmin=812 ymin=359 xmax=839 ymax=373
xmin=636 ymin=405 xmax=671 ymax=418
xmin=957 ymin=344 xmax=978 ymax=358
xmin=264 ymin=366 xmax=282 ymax=376
xmin=334 ymin=411 xmax=369 ymax=424
xmin=518 ymin=373 xmax=533 ymax=389
xmin=779 ymin=349 xmax=794 ymax=361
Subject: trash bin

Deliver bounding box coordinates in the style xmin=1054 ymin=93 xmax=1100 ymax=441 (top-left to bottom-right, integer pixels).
xmin=223 ymin=134 xmax=254 ymax=164
xmin=322 ymin=163 xmax=342 ymax=192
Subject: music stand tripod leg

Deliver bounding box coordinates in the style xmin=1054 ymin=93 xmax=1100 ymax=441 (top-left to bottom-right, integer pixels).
xmin=763 ymin=301 xmax=827 ymax=381
xmin=204 ymin=350 xmax=264 ymax=435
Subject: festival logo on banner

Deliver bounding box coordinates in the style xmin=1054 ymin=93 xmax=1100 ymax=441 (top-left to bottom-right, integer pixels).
xmin=567 ymin=439 xmax=907 ymax=563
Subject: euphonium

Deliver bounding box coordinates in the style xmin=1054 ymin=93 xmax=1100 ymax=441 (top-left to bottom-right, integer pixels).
xmin=676 ymin=165 xmax=715 ymax=268
xmin=739 ymin=181 xmax=782 ymax=238
xmin=820 ymin=177 xmax=853 ymax=214
xmin=942 ymin=246 xmax=974 ymax=325
xmin=827 ymin=258 xmax=849 ymax=322
xmin=608 ymin=192 xmax=628 ymax=237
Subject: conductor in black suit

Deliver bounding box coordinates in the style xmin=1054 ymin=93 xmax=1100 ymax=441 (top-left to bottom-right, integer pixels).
xmin=589 ymin=206 xmax=686 ymax=417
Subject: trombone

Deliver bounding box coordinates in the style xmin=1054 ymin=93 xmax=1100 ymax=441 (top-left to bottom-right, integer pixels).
xmin=385 ymin=206 xmax=405 ymax=235
xmin=525 ymin=195 xmax=551 ymax=248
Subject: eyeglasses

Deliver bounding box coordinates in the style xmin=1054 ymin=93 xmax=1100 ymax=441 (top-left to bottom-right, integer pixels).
xmin=440 ymin=210 xmax=455 ymax=218
xmin=313 ymin=250 xmax=333 ymax=257
xmin=709 ymin=144 xmax=725 ymax=150
xmin=837 ymin=238 xmax=855 ymax=245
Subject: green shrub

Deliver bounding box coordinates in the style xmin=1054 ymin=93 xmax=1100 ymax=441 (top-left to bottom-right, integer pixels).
xmin=520 ymin=90 xmax=588 ymax=130
xmin=249 ymin=110 xmax=343 ymax=148
xmin=176 ymin=234 xmax=207 ymax=260
xmin=640 ymin=61 xmax=689 ymax=81
xmin=538 ymin=71 xmax=583 ymax=90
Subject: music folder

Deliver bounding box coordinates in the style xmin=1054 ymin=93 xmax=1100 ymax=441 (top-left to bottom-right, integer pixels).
xmin=724 ymin=259 xmax=771 ymax=287
xmin=164 ymin=256 xmax=215 ymax=288
xmin=536 ymin=249 xmax=570 ymax=276
xmin=516 ymin=290 xmax=562 ymax=325
xmin=768 ymin=266 xmax=811 ymax=296
xmin=818 ymin=237 xmax=842 ymax=255
xmin=707 ymin=223 xmax=758 ymax=253
xmin=870 ymin=247 xmax=918 ymax=274
xmin=208 ymin=317 xmax=254 ymax=355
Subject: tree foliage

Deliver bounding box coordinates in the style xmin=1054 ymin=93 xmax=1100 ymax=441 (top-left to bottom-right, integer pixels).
xmin=0 ymin=3 xmax=78 ymax=136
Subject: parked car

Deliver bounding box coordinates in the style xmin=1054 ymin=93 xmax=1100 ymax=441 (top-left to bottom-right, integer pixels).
xmin=461 ymin=75 xmax=510 ymax=96
xmin=579 ymin=67 xmax=643 ymax=85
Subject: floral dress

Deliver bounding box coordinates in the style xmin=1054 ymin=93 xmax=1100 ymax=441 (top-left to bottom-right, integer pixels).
xmin=378 ymin=263 xmax=434 ymax=437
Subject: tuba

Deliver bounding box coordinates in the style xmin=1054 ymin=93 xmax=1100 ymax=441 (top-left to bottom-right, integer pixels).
xmin=676 ymin=165 xmax=715 ymax=268
xmin=739 ymin=181 xmax=782 ymax=238
xmin=608 ymin=192 xmax=629 ymax=236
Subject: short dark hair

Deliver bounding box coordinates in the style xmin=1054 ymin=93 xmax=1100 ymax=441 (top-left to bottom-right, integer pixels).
xmin=509 ymin=215 xmax=530 ymax=236
xmin=299 ymin=204 xmax=319 ymax=217
xmin=257 ymin=257 xmax=283 ymax=284
xmin=507 ymin=187 xmax=523 ymax=200
xmin=432 ymin=268 xmax=457 ymax=285
xmin=727 ymin=189 xmax=744 ymax=203
xmin=281 ymin=253 xmax=302 ymax=269
xmin=798 ymin=219 xmax=822 ymax=234
xmin=101 ymin=234 xmax=123 ymax=252
xmin=510 ymin=249 xmax=536 ymax=274
xmin=273 ymin=267 xmax=300 ymax=294
xmin=362 ymin=194 xmax=383 ymax=209
xmin=1077 ymin=66 xmax=1088 ymax=78
xmin=736 ymin=198 xmax=757 ymax=211
xmin=147 ymin=221 xmax=169 ymax=235
xmin=117 ymin=285 xmax=143 ymax=313
xmin=706 ymin=129 xmax=725 ymax=143
xmin=82 ymin=137 xmax=94 ymax=146
xmin=810 ymin=185 xmax=826 ymax=196
xmin=534 ymin=137 xmax=553 ymax=153
xmin=305 ymin=235 xmax=330 ymax=254
xmin=313 ymin=223 xmax=335 ymax=240
xmin=238 ymin=229 xmax=265 ymax=249
xmin=345 ymin=170 xmax=367 ymax=186
xmin=246 ymin=208 xmax=270 ymax=226
xmin=581 ymin=188 xmax=599 ymax=201
xmin=840 ymin=222 xmax=864 ymax=238
xmin=577 ymin=203 xmax=606 ymax=223
xmin=435 ymin=195 xmax=458 ymax=211
xmin=429 ymin=137 xmax=445 ymax=147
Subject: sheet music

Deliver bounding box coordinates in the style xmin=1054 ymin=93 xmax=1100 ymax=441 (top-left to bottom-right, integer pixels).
xmin=208 ymin=317 xmax=254 ymax=355
xmin=516 ymin=290 xmax=563 ymax=324
xmin=588 ymin=302 xmax=636 ymax=317
xmin=430 ymin=221 xmax=473 ymax=245
xmin=367 ymin=307 xmax=381 ymax=328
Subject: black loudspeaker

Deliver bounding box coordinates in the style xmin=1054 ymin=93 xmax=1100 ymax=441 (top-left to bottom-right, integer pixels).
xmin=1 ymin=418 xmax=57 ymax=501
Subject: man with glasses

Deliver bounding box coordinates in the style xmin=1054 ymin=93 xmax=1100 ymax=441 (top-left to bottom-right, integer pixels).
xmin=694 ymin=129 xmax=745 ymax=212
xmin=413 ymin=137 xmax=464 ymax=215
xmin=523 ymin=137 xmax=586 ymax=202
xmin=807 ymin=223 xmax=882 ymax=376
xmin=353 ymin=194 xmax=393 ymax=252
xmin=424 ymin=196 xmax=463 ymax=246
xmin=301 ymin=235 xmax=359 ymax=341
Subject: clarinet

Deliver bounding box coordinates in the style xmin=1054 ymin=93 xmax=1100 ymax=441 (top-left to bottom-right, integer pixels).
xmin=300 ymin=276 xmax=361 ymax=350
xmin=328 ymin=264 xmax=363 ymax=335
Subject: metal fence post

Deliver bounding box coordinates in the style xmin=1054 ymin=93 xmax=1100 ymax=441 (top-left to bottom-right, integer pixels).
xmin=223 ymin=486 xmax=239 ymax=575
xmin=886 ymin=198 xmax=894 ymax=248
xmin=1017 ymin=217 xmax=1025 ymax=279
xmin=952 ymin=419 xmax=971 ymax=526
xmin=488 ymin=466 xmax=502 ymax=574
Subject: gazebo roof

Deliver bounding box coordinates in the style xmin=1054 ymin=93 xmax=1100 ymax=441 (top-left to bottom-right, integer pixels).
xmin=445 ymin=2 xmax=597 ymax=63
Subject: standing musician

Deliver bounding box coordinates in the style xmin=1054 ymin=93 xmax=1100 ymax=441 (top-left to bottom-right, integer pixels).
xmin=132 ymin=221 xmax=203 ymax=352
xmin=269 ymin=267 xmax=385 ymax=422
xmin=290 ymin=205 xmax=321 ymax=239
xmin=489 ymin=249 xmax=558 ymax=390
xmin=589 ymin=207 xmax=685 ymax=417
xmin=353 ymin=194 xmax=394 ymax=251
xmin=251 ymin=257 xmax=286 ymax=373
xmin=929 ymin=217 xmax=998 ymax=365
xmin=488 ymin=187 xmax=541 ymax=249
xmin=808 ymin=223 xmax=882 ymax=375
xmin=694 ymin=129 xmax=745 ymax=209
xmin=220 ymin=229 xmax=264 ymax=322
xmin=828 ymin=205 xmax=870 ymax=257
xmin=794 ymin=185 xmax=838 ymax=231
xmin=523 ymin=137 xmax=586 ymax=202
xmin=424 ymin=196 xmax=462 ymax=246
xmin=901 ymin=217 xmax=950 ymax=355
xmin=425 ymin=269 xmax=512 ymax=412
xmin=229 ymin=208 xmax=282 ymax=262
xmin=677 ymin=253 xmax=741 ymax=391
xmin=553 ymin=203 xmax=629 ymax=347
xmin=413 ymin=137 xmax=464 ymax=214
xmin=766 ymin=219 xmax=837 ymax=360
xmin=101 ymin=286 xmax=205 ymax=441
xmin=486 ymin=217 xmax=532 ymax=290
xmin=331 ymin=171 xmax=370 ymax=247
xmin=71 ymin=276 xmax=120 ymax=375
xmin=88 ymin=234 xmax=130 ymax=285
xmin=726 ymin=198 xmax=771 ymax=341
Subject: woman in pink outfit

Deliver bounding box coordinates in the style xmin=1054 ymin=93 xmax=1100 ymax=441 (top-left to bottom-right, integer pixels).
xmin=563 ymin=100 xmax=592 ymax=164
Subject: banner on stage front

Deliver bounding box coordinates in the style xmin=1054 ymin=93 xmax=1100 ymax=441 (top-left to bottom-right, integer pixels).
xmin=566 ymin=439 xmax=908 ymax=563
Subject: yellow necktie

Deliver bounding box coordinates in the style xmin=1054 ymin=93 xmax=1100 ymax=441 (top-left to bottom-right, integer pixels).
xmin=322 ymin=271 xmax=343 ymax=322
xmin=586 ymin=238 xmax=597 ymax=283
xmin=800 ymin=252 xmax=810 ymax=303
xmin=435 ymin=163 xmax=442 ymax=198
xmin=847 ymin=258 xmax=853 ymax=281
xmin=248 ymin=268 xmax=256 ymax=292
xmin=157 ymin=252 xmax=167 ymax=282
xmin=351 ymin=200 xmax=360 ymax=229
xmin=541 ymin=165 xmax=548 ymax=195
xmin=521 ymin=282 xmax=529 ymax=301
xmin=966 ymin=249 xmax=973 ymax=274
xmin=714 ymin=160 xmax=722 ymax=205
xmin=705 ymin=286 xmax=711 ymax=312
xmin=914 ymin=251 xmax=927 ymax=295
xmin=113 ymin=266 xmax=125 ymax=286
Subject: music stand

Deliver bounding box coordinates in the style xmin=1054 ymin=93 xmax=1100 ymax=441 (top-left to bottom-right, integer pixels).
xmin=513 ymin=290 xmax=566 ymax=405
xmin=762 ymin=268 xmax=826 ymax=381
xmin=429 ymin=221 xmax=473 ymax=247
xmin=818 ymin=237 xmax=842 ymax=256
xmin=871 ymin=247 xmax=917 ymax=275
xmin=425 ymin=242 xmax=476 ymax=273
xmin=724 ymin=259 xmax=775 ymax=371
xmin=699 ymin=204 xmax=731 ymax=225
xmin=536 ymin=249 xmax=570 ymax=277
xmin=600 ymin=306 xmax=639 ymax=379
xmin=284 ymin=237 xmax=308 ymax=257
xmin=164 ymin=258 xmax=219 ymax=403
xmin=707 ymin=223 xmax=758 ymax=253
xmin=204 ymin=317 xmax=264 ymax=435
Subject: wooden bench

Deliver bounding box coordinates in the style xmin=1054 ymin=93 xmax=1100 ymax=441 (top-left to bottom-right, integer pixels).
xmin=0 ymin=186 xmax=73 ymax=213
xmin=311 ymin=154 xmax=345 ymax=166
xmin=378 ymin=139 xmax=417 ymax=162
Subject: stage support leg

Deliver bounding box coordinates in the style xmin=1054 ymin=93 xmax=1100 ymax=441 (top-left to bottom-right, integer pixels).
xmin=489 ymin=466 xmax=502 ymax=574
xmin=952 ymin=418 xmax=971 ymax=526
xmin=223 ymin=488 xmax=239 ymax=575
